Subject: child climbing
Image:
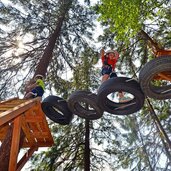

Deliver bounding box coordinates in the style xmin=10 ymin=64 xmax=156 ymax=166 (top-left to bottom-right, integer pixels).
xmin=100 ymin=48 xmax=119 ymax=82
xmin=24 ymin=74 xmax=45 ymax=99
xmin=100 ymin=48 xmax=127 ymax=102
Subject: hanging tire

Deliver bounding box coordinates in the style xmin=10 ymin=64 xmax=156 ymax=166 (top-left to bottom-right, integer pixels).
xmin=68 ymin=90 xmax=103 ymax=120
xmin=41 ymin=95 xmax=73 ymax=125
xmin=139 ymin=56 xmax=171 ymax=100
xmin=97 ymin=77 xmax=145 ymax=115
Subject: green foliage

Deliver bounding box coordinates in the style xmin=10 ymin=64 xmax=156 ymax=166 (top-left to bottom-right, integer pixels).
xmin=31 ymin=122 xmax=86 ymax=170
xmin=96 ymin=0 xmax=170 ymax=42
xmin=72 ymin=47 xmax=99 ymax=91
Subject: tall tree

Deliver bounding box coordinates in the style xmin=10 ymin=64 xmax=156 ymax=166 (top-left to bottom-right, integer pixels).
xmin=0 ymin=0 xmax=73 ymax=170
xmin=0 ymin=0 xmax=96 ymax=99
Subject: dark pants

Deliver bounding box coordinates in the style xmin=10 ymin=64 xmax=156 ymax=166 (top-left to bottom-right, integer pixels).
xmin=31 ymin=86 xmax=44 ymax=97
xmin=101 ymin=65 xmax=117 ymax=78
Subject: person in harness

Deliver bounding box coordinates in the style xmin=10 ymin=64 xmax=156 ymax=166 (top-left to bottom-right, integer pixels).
xmin=100 ymin=49 xmax=127 ymax=102
xmin=24 ymin=74 xmax=45 ymax=99
xmin=101 ymin=49 xmax=119 ymax=82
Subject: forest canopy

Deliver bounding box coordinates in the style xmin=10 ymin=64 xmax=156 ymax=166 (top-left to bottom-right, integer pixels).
xmin=0 ymin=0 xmax=171 ymax=171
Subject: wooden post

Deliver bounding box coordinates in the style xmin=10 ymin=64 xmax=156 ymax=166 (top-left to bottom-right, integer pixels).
xmin=9 ymin=116 xmax=22 ymax=171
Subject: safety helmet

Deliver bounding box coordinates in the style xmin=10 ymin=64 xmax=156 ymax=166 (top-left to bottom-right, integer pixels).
xmin=106 ymin=50 xmax=115 ymax=54
xmin=34 ymin=74 xmax=44 ymax=80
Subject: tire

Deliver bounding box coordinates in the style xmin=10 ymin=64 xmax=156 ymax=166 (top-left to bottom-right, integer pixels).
xmin=97 ymin=77 xmax=145 ymax=115
xmin=68 ymin=90 xmax=103 ymax=120
xmin=41 ymin=95 xmax=73 ymax=125
xmin=139 ymin=56 xmax=171 ymax=99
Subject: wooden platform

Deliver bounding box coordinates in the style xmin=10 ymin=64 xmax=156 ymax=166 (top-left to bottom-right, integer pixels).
xmin=0 ymin=97 xmax=54 ymax=171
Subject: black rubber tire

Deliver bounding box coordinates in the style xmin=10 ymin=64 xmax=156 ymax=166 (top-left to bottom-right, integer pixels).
xmin=68 ymin=90 xmax=103 ymax=120
xmin=41 ymin=95 xmax=73 ymax=125
xmin=97 ymin=77 xmax=145 ymax=115
xmin=139 ymin=56 xmax=171 ymax=99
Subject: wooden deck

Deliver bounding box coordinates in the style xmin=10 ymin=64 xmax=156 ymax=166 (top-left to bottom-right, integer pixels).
xmin=0 ymin=97 xmax=54 ymax=171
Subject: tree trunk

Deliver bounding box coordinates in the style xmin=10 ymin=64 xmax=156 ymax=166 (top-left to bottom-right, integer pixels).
xmin=84 ymin=119 xmax=90 ymax=171
xmin=0 ymin=125 xmax=25 ymax=170
xmin=35 ymin=0 xmax=73 ymax=77
xmin=0 ymin=1 xmax=73 ymax=169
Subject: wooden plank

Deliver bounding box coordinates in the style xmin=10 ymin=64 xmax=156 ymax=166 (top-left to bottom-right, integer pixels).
xmin=0 ymin=110 xmax=8 ymax=113
xmin=29 ymin=141 xmax=54 ymax=147
xmin=9 ymin=116 xmax=22 ymax=171
xmin=156 ymin=49 xmax=171 ymax=57
xmin=21 ymin=115 xmax=36 ymax=147
xmin=0 ymin=98 xmax=41 ymax=126
xmin=0 ymin=97 xmax=19 ymax=104
xmin=158 ymin=73 xmax=171 ymax=82
xmin=22 ymin=141 xmax=53 ymax=148
xmin=4 ymin=101 xmax=26 ymax=106
xmin=39 ymin=110 xmax=54 ymax=143
xmin=39 ymin=107 xmax=54 ymax=144
xmin=26 ymin=106 xmax=41 ymax=134
xmin=0 ymin=123 xmax=9 ymax=139
xmin=25 ymin=115 xmax=43 ymax=122
xmin=36 ymin=104 xmax=48 ymax=132
xmin=0 ymin=107 xmax=15 ymax=111
xmin=0 ymin=104 xmax=19 ymax=108
xmin=32 ymin=131 xmax=50 ymax=138
xmin=0 ymin=97 xmax=54 ymax=170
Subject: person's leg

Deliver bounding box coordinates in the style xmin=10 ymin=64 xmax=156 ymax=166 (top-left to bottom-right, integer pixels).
xmin=24 ymin=89 xmax=37 ymax=99
xmin=35 ymin=87 xmax=44 ymax=97
xmin=24 ymin=92 xmax=36 ymax=99
xmin=118 ymin=92 xmax=124 ymax=102
xmin=102 ymin=74 xmax=110 ymax=82
xmin=101 ymin=65 xmax=112 ymax=83
xmin=110 ymin=72 xmax=117 ymax=78
xmin=118 ymin=92 xmax=131 ymax=102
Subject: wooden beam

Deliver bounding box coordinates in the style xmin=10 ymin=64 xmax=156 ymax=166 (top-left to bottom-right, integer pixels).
xmin=158 ymin=73 xmax=171 ymax=82
xmin=139 ymin=30 xmax=171 ymax=57
xmin=139 ymin=30 xmax=163 ymax=53
xmin=16 ymin=147 xmax=38 ymax=171
xmin=8 ymin=116 xmax=22 ymax=171
xmin=22 ymin=141 xmax=53 ymax=148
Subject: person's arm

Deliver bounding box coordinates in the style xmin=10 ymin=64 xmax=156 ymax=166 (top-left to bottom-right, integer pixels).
xmin=111 ymin=50 xmax=119 ymax=71
xmin=24 ymin=79 xmax=35 ymax=92
xmin=114 ymin=50 xmax=119 ymax=60
xmin=100 ymin=48 xmax=105 ymax=58
xmin=27 ymin=82 xmax=38 ymax=90
xmin=100 ymin=49 xmax=105 ymax=63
